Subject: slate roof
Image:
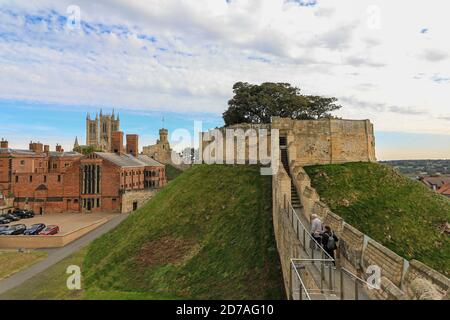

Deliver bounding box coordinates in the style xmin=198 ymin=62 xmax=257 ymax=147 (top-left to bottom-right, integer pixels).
xmin=0 ymin=148 xmax=38 ymax=155
xmin=94 ymin=152 xmax=164 ymax=168
xmin=48 ymin=151 xmax=81 ymax=157
xmin=0 ymin=148 xmax=81 ymax=157
xmin=137 ymin=154 xmax=164 ymax=167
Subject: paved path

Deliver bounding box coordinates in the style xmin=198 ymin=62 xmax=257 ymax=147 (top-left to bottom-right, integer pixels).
xmin=0 ymin=214 xmax=128 ymax=296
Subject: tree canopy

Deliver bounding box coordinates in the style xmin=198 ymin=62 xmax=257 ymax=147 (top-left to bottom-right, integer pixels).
xmin=223 ymin=82 xmax=342 ymax=126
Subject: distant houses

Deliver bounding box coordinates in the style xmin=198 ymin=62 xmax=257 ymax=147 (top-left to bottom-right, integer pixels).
xmin=419 ymin=176 xmax=450 ymax=198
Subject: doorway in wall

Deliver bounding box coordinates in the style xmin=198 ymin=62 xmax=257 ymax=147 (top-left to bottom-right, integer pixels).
xmin=279 ymin=136 xmax=287 ymax=148
xmin=133 ymin=201 xmax=138 ymax=211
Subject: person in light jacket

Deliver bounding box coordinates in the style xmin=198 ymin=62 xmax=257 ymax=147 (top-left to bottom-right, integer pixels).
xmin=310 ymin=214 xmax=323 ymax=245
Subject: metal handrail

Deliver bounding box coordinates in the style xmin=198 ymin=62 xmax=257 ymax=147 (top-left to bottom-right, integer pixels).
xmin=292 ymin=258 xmax=334 ymax=262
xmin=290 ymin=259 xmax=312 ymax=300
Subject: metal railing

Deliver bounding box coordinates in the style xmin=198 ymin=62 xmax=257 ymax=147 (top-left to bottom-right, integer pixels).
xmin=339 ymin=267 xmax=374 ymax=300
xmin=290 ymin=259 xmax=311 ymax=300
xmin=286 ymin=201 xmax=374 ymax=300
xmin=287 ymin=202 xmax=338 ymax=299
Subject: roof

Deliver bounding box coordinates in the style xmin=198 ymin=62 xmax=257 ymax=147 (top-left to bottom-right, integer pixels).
xmin=48 ymin=151 xmax=81 ymax=157
xmin=420 ymin=176 xmax=450 ymax=189
xmin=137 ymin=155 xmax=164 ymax=167
xmin=438 ymin=183 xmax=450 ymax=196
xmin=0 ymin=148 xmax=81 ymax=158
xmin=94 ymin=152 xmax=164 ymax=168
xmin=0 ymin=148 xmax=44 ymax=156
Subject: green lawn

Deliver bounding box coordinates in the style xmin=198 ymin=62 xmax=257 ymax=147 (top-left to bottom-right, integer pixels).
xmin=304 ymin=162 xmax=450 ymax=276
xmin=0 ymin=250 xmax=47 ymax=281
xmin=0 ymin=247 xmax=174 ymax=300
xmin=0 ymin=248 xmax=85 ymax=300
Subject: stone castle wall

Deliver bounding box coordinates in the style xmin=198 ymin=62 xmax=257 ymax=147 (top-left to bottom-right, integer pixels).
xmin=272 ymin=159 xmax=294 ymax=298
xmin=200 ymin=117 xmax=376 ymax=166
xmin=121 ymin=189 xmax=157 ymax=213
xmin=273 ymin=117 xmax=376 ymax=166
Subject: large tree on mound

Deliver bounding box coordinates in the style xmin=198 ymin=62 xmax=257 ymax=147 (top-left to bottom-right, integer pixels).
xmin=223 ymin=82 xmax=342 ymax=126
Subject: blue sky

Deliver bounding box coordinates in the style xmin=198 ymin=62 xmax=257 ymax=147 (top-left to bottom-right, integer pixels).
xmin=0 ymin=0 xmax=449 ymax=160
xmin=2 ymin=100 xmax=449 ymax=160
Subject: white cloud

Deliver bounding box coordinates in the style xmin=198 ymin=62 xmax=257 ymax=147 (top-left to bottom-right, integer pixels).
xmin=0 ymin=0 xmax=450 ymax=135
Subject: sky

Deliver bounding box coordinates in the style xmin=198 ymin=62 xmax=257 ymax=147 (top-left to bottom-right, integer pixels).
xmin=0 ymin=0 xmax=449 ymax=160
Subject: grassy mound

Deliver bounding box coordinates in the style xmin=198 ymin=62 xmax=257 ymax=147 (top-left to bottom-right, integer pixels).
xmin=83 ymin=165 xmax=284 ymax=299
xmin=165 ymin=164 xmax=183 ymax=181
xmin=304 ymin=162 xmax=450 ymax=276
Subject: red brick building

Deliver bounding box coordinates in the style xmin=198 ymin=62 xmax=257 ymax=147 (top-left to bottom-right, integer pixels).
xmin=0 ymin=133 xmax=166 ymax=214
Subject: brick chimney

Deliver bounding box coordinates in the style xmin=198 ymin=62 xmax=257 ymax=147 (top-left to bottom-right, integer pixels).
xmin=44 ymin=145 xmax=50 ymax=153
xmin=29 ymin=141 xmax=43 ymax=153
xmin=0 ymin=138 xmax=8 ymax=149
xmin=56 ymin=144 xmax=63 ymax=152
xmin=126 ymin=134 xmax=139 ymax=157
xmin=112 ymin=131 xmax=124 ymax=154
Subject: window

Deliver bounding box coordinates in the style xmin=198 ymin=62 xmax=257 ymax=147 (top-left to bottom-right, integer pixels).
xmin=58 ymin=175 xmax=61 ymax=182
xmin=44 ymin=175 xmax=47 ymax=183
xmin=29 ymin=175 xmax=32 ymax=182
xmin=74 ymin=199 xmax=79 ymax=204
xmin=20 ymin=160 xmax=25 ymax=165
xmin=15 ymin=176 xmax=19 ymax=183
xmin=53 ymin=163 xmax=57 ymax=169
xmin=96 ymin=198 xmax=100 ymax=207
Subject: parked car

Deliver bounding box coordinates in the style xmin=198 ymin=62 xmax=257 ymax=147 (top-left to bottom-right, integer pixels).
xmin=0 ymin=225 xmax=10 ymax=233
xmin=0 ymin=216 xmax=12 ymax=225
xmin=0 ymin=224 xmax=26 ymax=235
xmin=2 ymin=213 xmax=21 ymax=222
xmin=39 ymin=225 xmax=59 ymax=235
xmin=24 ymin=223 xmax=46 ymax=235
xmin=13 ymin=210 xmax=34 ymax=219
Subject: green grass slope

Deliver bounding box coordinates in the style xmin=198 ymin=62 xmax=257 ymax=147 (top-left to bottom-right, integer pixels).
xmin=83 ymin=165 xmax=284 ymax=299
xmin=304 ymin=162 xmax=450 ymax=276
xmin=165 ymin=163 xmax=183 ymax=181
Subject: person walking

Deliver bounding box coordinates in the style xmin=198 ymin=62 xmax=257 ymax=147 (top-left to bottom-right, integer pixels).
xmin=310 ymin=214 xmax=323 ymax=247
xmin=321 ymin=225 xmax=338 ymax=265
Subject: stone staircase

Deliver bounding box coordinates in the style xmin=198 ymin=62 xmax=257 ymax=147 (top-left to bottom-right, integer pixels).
xmin=280 ymin=147 xmax=302 ymax=210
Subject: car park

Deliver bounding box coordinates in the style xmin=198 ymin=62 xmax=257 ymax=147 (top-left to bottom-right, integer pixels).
xmin=0 ymin=224 xmax=27 ymax=235
xmin=2 ymin=213 xmax=21 ymax=222
xmin=39 ymin=225 xmax=59 ymax=235
xmin=13 ymin=210 xmax=35 ymax=219
xmin=0 ymin=216 xmax=12 ymax=224
xmin=24 ymin=223 xmax=46 ymax=235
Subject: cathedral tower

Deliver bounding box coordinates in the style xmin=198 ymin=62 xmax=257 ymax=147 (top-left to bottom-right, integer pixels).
xmin=86 ymin=110 xmax=120 ymax=152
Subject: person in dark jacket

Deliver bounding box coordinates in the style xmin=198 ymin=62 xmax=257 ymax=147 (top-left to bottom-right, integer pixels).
xmin=321 ymin=225 xmax=338 ymax=265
